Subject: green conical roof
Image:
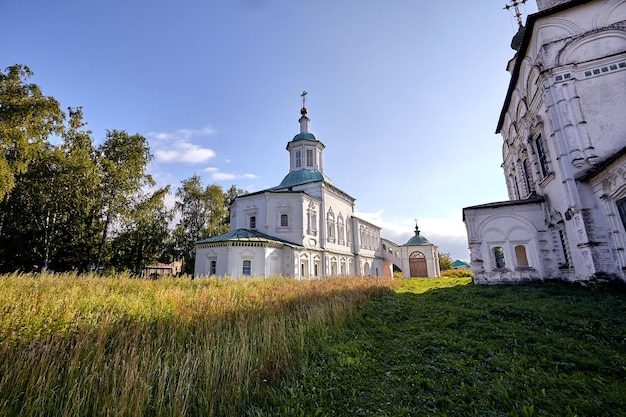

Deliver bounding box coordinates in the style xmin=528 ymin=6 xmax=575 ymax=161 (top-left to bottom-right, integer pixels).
xmin=403 ymin=225 xmax=432 ymax=246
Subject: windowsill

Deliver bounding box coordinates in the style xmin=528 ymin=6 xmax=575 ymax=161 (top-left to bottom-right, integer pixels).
xmin=539 ymin=172 xmax=555 ymax=187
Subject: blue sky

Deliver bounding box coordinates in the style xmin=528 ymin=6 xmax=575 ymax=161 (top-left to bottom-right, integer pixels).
xmin=2 ymin=0 xmax=537 ymax=262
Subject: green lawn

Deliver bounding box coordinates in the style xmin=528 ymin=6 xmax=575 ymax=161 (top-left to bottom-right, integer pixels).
xmin=255 ymin=279 xmax=626 ymax=417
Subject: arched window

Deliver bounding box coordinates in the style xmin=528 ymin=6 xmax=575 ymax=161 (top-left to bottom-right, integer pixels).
xmin=280 ymin=214 xmax=289 ymax=227
xmin=515 ymin=245 xmax=529 ymax=267
xmin=242 ymin=260 xmax=252 ymax=276
xmin=535 ymin=135 xmax=550 ymax=178
xmin=617 ymin=197 xmax=626 ymax=232
xmin=327 ymin=209 xmax=335 ymax=242
xmin=337 ymin=215 xmax=345 ymax=244
xmin=493 ymin=247 xmax=506 ymax=268
xmin=295 ymin=150 xmax=302 ymax=168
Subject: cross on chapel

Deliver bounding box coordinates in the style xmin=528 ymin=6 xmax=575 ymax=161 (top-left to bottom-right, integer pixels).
xmin=504 ymin=0 xmax=527 ymax=26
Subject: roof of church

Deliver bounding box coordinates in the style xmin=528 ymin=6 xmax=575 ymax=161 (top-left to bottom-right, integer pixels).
xmin=275 ymin=169 xmax=334 ymax=189
xmin=195 ymin=228 xmax=302 ymax=247
xmin=292 ymin=132 xmax=317 ymax=141
xmin=496 ymin=0 xmax=594 ymax=133
xmin=402 ymin=225 xmax=433 ymax=246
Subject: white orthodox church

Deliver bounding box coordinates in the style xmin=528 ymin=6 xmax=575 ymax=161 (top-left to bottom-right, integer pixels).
xmin=194 ymin=102 xmax=440 ymax=279
xmin=463 ymin=0 xmax=626 ymax=284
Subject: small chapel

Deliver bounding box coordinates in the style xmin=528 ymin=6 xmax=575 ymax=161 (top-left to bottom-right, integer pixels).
xmin=463 ymin=0 xmax=626 ymax=284
xmin=194 ymin=97 xmax=440 ymax=279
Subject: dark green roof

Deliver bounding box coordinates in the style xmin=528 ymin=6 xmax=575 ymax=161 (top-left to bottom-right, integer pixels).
xmin=402 ymin=226 xmax=432 ymax=246
xmin=275 ymin=169 xmax=334 ymax=188
xmin=195 ymin=229 xmax=301 ymax=247
xmin=292 ymin=132 xmax=317 ymax=141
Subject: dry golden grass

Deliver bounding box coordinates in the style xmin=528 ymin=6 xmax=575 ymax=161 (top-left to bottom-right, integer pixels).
xmin=0 ymin=272 xmax=396 ymax=416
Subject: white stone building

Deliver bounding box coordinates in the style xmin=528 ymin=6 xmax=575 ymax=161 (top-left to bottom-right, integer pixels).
xmin=463 ymin=0 xmax=626 ymax=284
xmin=194 ymin=104 xmax=440 ymax=279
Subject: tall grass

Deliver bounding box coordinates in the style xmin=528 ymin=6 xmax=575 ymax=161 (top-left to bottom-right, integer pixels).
xmin=0 ymin=272 xmax=396 ymax=416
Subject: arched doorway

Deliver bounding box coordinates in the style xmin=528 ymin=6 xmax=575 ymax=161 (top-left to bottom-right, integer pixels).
xmin=409 ymin=251 xmax=427 ymax=277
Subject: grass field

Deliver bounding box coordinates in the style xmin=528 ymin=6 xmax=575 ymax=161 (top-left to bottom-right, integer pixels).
xmin=258 ymin=278 xmax=626 ymax=417
xmin=0 ymin=272 xmax=394 ymax=416
xmin=1 ymin=274 xmax=625 ymax=416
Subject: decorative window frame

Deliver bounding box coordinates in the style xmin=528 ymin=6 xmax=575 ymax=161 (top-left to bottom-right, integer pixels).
xmin=245 ymin=206 xmax=259 ymax=230
xmin=337 ymin=214 xmax=345 ymax=245
xmin=276 ymin=205 xmax=293 ymax=233
xmin=307 ymin=202 xmax=318 ymax=236
xmin=326 ymin=208 xmax=336 ymax=243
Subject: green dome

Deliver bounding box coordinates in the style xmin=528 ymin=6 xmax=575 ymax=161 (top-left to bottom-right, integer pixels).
xmin=292 ymin=132 xmax=317 ymax=141
xmin=403 ymin=226 xmax=431 ymax=246
xmin=276 ymin=169 xmax=333 ymax=188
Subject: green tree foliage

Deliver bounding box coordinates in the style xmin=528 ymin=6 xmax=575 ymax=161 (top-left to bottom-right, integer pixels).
xmin=0 ymin=65 xmax=250 ymax=275
xmin=0 ymin=108 xmax=101 ymax=271
xmin=173 ymin=175 xmax=238 ymax=274
xmin=0 ymin=65 xmax=64 ymax=239
xmin=438 ymin=251 xmax=454 ymax=271
xmin=94 ymin=130 xmax=153 ymax=270
xmin=110 ymin=187 xmax=173 ymax=275
xmin=0 ymin=65 xmax=65 ymax=199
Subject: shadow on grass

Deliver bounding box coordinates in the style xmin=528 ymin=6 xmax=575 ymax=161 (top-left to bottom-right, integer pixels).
xmin=255 ymin=282 xmax=626 ymax=417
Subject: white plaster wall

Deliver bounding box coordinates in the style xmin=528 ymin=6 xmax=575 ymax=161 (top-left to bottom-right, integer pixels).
xmin=265 ymin=193 xmax=305 ymax=245
xmin=464 ymin=202 xmax=547 ymax=283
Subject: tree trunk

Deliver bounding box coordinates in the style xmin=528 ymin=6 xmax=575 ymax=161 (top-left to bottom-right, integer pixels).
xmin=95 ymin=214 xmax=110 ymax=271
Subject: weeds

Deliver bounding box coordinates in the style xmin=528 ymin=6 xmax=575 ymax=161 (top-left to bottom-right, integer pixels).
xmin=0 ymin=273 xmax=395 ymax=417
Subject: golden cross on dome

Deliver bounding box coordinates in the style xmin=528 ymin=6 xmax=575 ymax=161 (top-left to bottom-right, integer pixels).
xmin=504 ymin=0 xmax=527 ymax=27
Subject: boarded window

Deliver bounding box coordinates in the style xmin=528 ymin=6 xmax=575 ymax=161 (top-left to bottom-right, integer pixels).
xmin=514 ymin=245 xmax=529 ymax=267
xmin=295 ymin=150 xmax=302 ymax=168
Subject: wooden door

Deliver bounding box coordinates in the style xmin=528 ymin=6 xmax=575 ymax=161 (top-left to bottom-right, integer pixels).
xmin=409 ymin=251 xmax=427 ymax=277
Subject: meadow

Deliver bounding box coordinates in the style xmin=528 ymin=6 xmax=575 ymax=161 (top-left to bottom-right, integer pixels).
xmin=1 ymin=273 xmax=625 ymax=416
xmin=0 ymin=272 xmax=394 ymax=416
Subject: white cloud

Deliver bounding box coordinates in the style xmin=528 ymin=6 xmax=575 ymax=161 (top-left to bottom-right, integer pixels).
xmin=211 ymin=172 xmax=237 ymax=181
xmin=207 ymin=171 xmax=258 ymax=182
xmin=148 ymin=127 xmax=217 ymax=164
xmin=355 ymin=210 xmax=470 ymax=261
xmin=155 ymin=143 xmax=216 ymax=163
xmin=147 ymin=126 xmax=217 ymax=142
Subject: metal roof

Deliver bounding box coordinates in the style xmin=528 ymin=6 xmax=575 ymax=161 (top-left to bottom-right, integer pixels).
xmin=275 ymin=169 xmax=334 ymax=188
xmin=195 ymin=228 xmax=302 ymax=247
xmin=292 ymin=132 xmax=317 ymax=141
